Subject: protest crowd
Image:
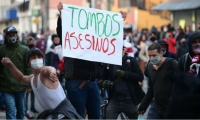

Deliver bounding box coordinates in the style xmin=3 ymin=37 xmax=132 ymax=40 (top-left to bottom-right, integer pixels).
xmin=0 ymin=1 xmax=200 ymax=120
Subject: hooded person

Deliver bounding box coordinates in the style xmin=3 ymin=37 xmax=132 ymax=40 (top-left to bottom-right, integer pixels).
xmin=157 ymin=40 xmax=178 ymax=60
xmin=167 ymin=32 xmax=200 ymax=119
xmin=178 ymin=32 xmax=200 ymax=76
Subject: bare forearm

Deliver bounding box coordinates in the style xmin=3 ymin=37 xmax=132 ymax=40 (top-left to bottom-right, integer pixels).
xmin=8 ymin=63 xmax=24 ymax=83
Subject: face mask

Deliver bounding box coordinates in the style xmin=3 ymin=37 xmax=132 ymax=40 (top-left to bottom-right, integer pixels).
xmin=7 ymin=36 xmax=17 ymax=44
xmin=150 ymin=56 xmax=161 ymax=65
xmin=163 ymin=27 xmax=167 ymax=32
xmin=30 ymin=59 xmax=43 ymax=69
xmin=28 ymin=44 xmax=35 ymax=49
xmin=192 ymin=44 xmax=200 ymax=55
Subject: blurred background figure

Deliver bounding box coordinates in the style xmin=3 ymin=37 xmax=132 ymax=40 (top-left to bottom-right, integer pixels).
xmin=27 ymin=37 xmax=35 ymax=49
xmin=176 ymin=36 xmax=188 ymax=59
xmin=157 ymin=40 xmax=178 ymax=60
xmin=35 ymin=34 xmax=47 ymax=55
xmin=0 ymin=32 xmax=4 ymax=46
xmin=137 ymin=34 xmax=149 ymax=73
xmin=164 ymin=32 xmax=176 ymax=54
xmin=197 ymin=23 xmax=200 ymax=32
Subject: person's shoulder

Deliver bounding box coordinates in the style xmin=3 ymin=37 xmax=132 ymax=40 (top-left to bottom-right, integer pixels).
xmin=41 ymin=66 xmax=56 ymax=71
xmin=19 ymin=44 xmax=29 ymax=50
xmin=0 ymin=45 xmax=6 ymax=51
xmin=179 ymin=53 xmax=189 ymax=62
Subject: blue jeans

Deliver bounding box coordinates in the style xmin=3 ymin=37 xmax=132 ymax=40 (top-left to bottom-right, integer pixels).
xmin=65 ymin=80 xmax=100 ymax=119
xmin=2 ymin=91 xmax=26 ymax=119
xmin=147 ymin=102 xmax=167 ymax=119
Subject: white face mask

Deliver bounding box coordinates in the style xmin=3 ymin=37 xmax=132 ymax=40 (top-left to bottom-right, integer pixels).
xmin=30 ymin=59 xmax=43 ymax=69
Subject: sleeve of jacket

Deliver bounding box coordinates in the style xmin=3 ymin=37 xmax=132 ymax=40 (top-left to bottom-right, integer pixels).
xmin=178 ymin=54 xmax=186 ymax=72
xmin=56 ymin=16 xmax=62 ymax=45
xmin=24 ymin=47 xmax=32 ymax=75
xmin=138 ymin=78 xmax=154 ymax=111
xmin=124 ymin=57 xmax=144 ymax=82
xmin=100 ymin=64 xmax=108 ymax=80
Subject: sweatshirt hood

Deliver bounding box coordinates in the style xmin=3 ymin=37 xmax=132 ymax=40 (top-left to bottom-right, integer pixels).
xmin=188 ymin=32 xmax=200 ymax=56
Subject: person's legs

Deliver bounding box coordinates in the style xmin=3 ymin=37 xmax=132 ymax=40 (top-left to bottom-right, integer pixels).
xmin=0 ymin=92 xmax=4 ymax=107
xmin=106 ymin=99 xmax=121 ymax=119
xmin=15 ymin=91 xmax=26 ymax=119
xmin=65 ymin=80 xmax=88 ymax=118
xmin=86 ymin=81 xmax=101 ymax=119
xmin=121 ymin=99 xmax=138 ymax=119
xmin=2 ymin=92 xmax=16 ymax=119
xmin=147 ymin=102 xmax=163 ymax=119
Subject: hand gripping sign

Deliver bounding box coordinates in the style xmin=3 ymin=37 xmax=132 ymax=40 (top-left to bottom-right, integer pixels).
xmin=61 ymin=4 xmax=123 ymax=65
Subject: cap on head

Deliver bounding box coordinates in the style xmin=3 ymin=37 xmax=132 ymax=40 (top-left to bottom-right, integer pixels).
xmin=27 ymin=47 xmax=44 ymax=62
xmin=4 ymin=26 xmax=18 ymax=34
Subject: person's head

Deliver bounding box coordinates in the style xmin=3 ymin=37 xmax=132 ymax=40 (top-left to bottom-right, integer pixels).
xmin=185 ymin=25 xmax=191 ymax=32
xmin=198 ymin=23 xmax=200 ymax=29
xmin=27 ymin=37 xmax=35 ymax=49
xmin=157 ymin=40 xmax=168 ymax=55
xmin=188 ymin=32 xmax=200 ymax=56
xmin=180 ymin=36 xmax=186 ymax=46
xmin=4 ymin=26 xmax=18 ymax=45
xmin=148 ymin=43 xmax=163 ymax=65
xmin=51 ymin=34 xmax=60 ymax=46
xmin=149 ymin=32 xmax=157 ymax=43
xmin=139 ymin=34 xmax=147 ymax=42
xmin=27 ymin=48 xmax=44 ymax=70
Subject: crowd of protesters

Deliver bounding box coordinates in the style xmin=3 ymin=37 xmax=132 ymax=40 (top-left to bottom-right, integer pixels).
xmin=0 ymin=2 xmax=200 ymax=119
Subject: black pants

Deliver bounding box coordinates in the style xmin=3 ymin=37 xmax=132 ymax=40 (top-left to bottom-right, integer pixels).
xmin=106 ymin=99 xmax=138 ymax=119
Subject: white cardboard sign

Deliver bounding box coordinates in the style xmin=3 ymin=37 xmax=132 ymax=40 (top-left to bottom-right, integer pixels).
xmin=62 ymin=4 xmax=123 ymax=65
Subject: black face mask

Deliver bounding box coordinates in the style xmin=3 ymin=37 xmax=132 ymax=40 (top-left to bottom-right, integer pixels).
xmin=28 ymin=44 xmax=35 ymax=49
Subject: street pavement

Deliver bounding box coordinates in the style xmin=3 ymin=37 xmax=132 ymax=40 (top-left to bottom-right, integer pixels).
xmin=0 ymin=79 xmax=150 ymax=119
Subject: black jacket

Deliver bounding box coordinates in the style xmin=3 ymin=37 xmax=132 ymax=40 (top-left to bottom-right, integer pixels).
xmin=168 ymin=32 xmax=200 ymax=119
xmin=101 ymin=54 xmax=145 ymax=105
xmin=36 ymin=99 xmax=82 ymax=119
xmin=56 ymin=16 xmax=98 ymax=80
xmin=178 ymin=32 xmax=200 ymax=74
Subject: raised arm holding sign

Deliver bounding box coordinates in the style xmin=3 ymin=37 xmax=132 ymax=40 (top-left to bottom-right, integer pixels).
xmin=56 ymin=2 xmax=126 ymax=119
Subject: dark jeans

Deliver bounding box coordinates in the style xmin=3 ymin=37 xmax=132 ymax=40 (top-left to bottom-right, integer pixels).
xmin=0 ymin=92 xmax=4 ymax=107
xmin=106 ymin=99 xmax=138 ymax=119
xmin=147 ymin=102 xmax=166 ymax=119
xmin=65 ymin=80 xmax=100 ymax=119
